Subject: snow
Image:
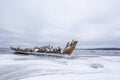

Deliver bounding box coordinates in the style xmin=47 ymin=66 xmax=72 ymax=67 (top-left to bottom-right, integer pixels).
xmin=0 ymin=50 xmax=120 ymax=80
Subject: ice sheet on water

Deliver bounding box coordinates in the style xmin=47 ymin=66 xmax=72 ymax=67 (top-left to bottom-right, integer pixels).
xmin=0 ymin=49 xmax=120 ymax=80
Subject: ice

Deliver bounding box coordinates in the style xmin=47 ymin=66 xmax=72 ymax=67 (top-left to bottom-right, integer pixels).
xmin=0 ymin=49 xmax=120 ymax=80
xmin=88 ymin=63 xmax=104 ymax=68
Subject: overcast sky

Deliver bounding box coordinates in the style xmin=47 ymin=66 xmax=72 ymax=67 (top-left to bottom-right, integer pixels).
xmin=0 ymin=0 xmax=120 ymax=48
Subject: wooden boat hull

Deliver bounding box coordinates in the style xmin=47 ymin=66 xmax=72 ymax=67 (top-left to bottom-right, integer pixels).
xmin=13 ymin=51 xmax=70 ymax=58
xmin=11 ymin=40 xmax=78 ymax=57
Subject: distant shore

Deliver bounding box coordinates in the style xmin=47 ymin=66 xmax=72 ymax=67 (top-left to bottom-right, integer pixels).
xmin=75 ymin=48 xmax=120 ymax=50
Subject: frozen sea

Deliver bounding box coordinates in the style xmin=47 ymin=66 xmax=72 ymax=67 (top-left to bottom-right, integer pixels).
xmin=0 ymin=48 xmax=120 ymax=80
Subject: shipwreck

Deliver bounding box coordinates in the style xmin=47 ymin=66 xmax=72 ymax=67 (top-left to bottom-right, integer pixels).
xmin=10 ymin=40 xmax=78 ymax=57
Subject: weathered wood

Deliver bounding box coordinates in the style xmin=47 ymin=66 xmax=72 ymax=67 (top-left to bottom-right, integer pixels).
xmin=63 ymin=40 xmax=78 ymax=55
xmin=10 ymin=40 xmax=78 ymax=56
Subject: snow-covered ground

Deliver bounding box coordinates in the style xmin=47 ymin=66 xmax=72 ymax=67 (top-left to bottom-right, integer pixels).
xmin=0 ymin=49 xmax=120 ymax=80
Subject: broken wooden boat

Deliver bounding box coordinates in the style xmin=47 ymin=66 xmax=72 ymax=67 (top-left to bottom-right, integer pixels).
xmin=10 ymin=40 xmax=78 ymax=57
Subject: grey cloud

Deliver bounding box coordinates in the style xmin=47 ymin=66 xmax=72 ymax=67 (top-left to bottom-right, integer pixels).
xmin=0 ymin=0 xmax=120 ymax=48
